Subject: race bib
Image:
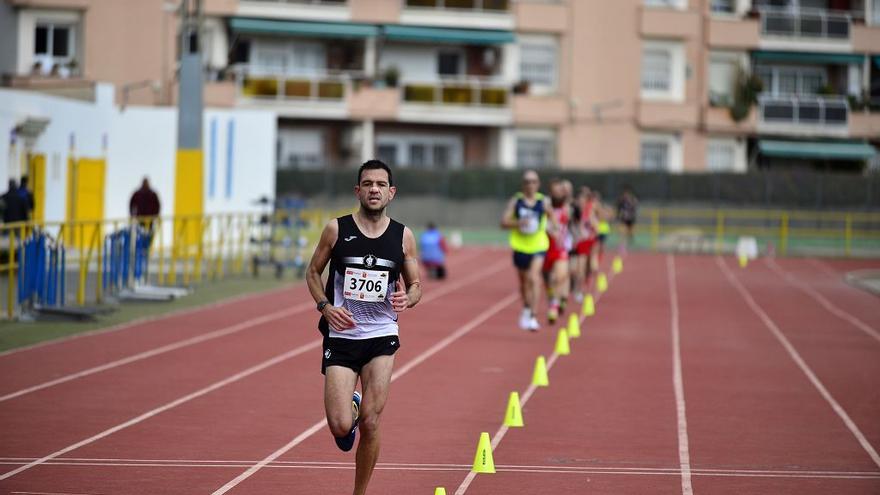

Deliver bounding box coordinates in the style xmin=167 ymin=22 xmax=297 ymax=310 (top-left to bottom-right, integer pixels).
xmin=518 ymin=207 xmax=539 ymax=235
xmin=343 ymin=268 xmax=388 ymax=302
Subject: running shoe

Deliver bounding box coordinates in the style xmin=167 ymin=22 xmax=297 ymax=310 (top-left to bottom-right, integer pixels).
xmin=519 ymin=308 xmax=532 ymax=331
xmin=574 ymin=291 xmax=584 ymax=303
xmin=334 ymin=390 xmax=361 ymax=452
xmin=559 ymin=297 xmax=568 ymax=314
xmin=547 ymin=305 xmax=558 ymax=324
xmin=528 ymin=316 xmax=540 ymax=331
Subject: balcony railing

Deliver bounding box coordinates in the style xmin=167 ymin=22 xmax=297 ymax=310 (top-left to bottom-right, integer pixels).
xmin=404 ymin=0 xmax=509 ymax=12
xmin=759 ymin=7 xmax=851 ymax=40
xmin=401 ymin=76 xmax=509 ymax=107
xmin=243 ymin=0 xmax=346 ymax=4
xmin=759 ymin=94 xmax=849 ymax=126
xmin=233 ymin=65 xmax=362 ymax=101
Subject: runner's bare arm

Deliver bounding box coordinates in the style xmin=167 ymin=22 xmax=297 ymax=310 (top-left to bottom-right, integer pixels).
xmin=500 ymin=197 xmax=519 ymax=229
xmin=306 ymin=219 xmax=355 ymax=329
xmin=391 ymin=227 xmax=421 ymax=312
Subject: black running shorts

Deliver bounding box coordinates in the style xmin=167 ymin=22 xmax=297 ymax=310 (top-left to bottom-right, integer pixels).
xmin=321 ymin=335 xmax=401 ymax=375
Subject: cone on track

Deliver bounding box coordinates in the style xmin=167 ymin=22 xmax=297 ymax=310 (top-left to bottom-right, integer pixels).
xmin=471 ymin=432 xmax=496 ymax=473
xmin=504 ymin=391 xmax=524 ymax=427
xmin=612 ymin=256 xmax=623 ymax=274
xmin=738 ymin=254 xmax=748 ymax=268
xmin=582 ymin=294 xmax=595 ymax=317
xmin=567 ymin=313 xmax=581 ymax=338
xmin=532 ymin=355 xmax=549 ymax=387
xmin=434 ymin=488 xmax=447 ymax=495
xmin=596 ymin=273 xmax=608 ymax=293
xmin=555 ymin=328 xmax=571 ymax=355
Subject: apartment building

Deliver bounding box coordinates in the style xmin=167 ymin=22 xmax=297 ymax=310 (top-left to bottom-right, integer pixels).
xmin=1 ymin=0 xmax=878 ymax=172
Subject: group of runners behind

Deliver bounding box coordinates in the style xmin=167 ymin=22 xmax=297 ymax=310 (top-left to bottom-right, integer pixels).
xmin=502 ymin=170 xmax=636 ymax=331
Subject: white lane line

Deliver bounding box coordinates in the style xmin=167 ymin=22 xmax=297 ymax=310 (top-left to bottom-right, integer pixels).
xmin=0 ymin=282 xmax=301 ymax=358
xmin=808 ymin=258 xmax=845 ymax=279
xmin=1 ymin=460 xmax=878 ymax=479
xmin=716 ymin=256 xmax=880 ymax=469
xmin=0 ymin=340 xmax=322 ymax=481
xmin=210 ymin=291 xmax=521 ymax=495
xmin=0 ymin=303 xmax=314 ymax=403
xmin=765 ymin=258 xmax=880 ymax=344
xmin=0 ymin=258 xmax=510 ymax=483
xmin=5 ymin=457 xmax=879 ymax=477
xmin=455 ymin=259 xmax=623 ymax=495
xmin=667 ymin=255 xmax=694 ymax=495
xmin=0 ymin=250 xmax=488 ymax=403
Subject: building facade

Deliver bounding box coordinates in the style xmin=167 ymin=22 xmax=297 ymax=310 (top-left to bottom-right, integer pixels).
xmin=2 ymin=0 xmax=879 ymax=173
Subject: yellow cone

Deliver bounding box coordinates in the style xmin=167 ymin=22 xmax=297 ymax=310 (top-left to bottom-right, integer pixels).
xmin=582 ymin=294 xmax=595 ymax=317
xmin=738 ymin=254 xmax=748 ymax=268
xmin=612 ymin=256 xmax=623 ymax=274
xmin=596 ymin=273 xmax=608 ymax=293
xmin=567 ymin=313 xmax=581 ymax=338
xmin=434 ymin=488 xmax=447 ymax=495
xmin=555 ymin=328 xmax=571 ymax=355
xmin=532 ymin=355 xmax=549 ymax=387
xmin=504 ymin=391 xmax=524 ymax=427
xmin=471 ymin=432 xmax=496 ymax=473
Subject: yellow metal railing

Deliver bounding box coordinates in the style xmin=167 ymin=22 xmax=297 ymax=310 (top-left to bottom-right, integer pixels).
xmin=643 ymin=207 xmax=880 ymax=256
xmin=1 ymin=208 xmax=342 ymax=320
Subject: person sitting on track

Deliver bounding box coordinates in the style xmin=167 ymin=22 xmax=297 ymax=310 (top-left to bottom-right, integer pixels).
xmin=306 ymin=160 xmax=422 ymax=495
xmin=420 ymin=221 xmax=448 ymax=280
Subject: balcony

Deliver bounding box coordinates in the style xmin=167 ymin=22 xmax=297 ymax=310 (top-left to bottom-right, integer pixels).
xmin=232 ymin=65 xmax=360 ymax=118
xmin=238 ymin=0 xmax=350 ymax=21
xmin=398 ymin=76 xmax=512 ymax=125
xmin=400 ymin=0 xmax=513 ymax=30
xmin=404 ymin=0 xmax=509 ymax=12
xmin=758 ymin=7 xmax=853 ymax=45
xmin=758 ymin=94 xmax=850 ymax=135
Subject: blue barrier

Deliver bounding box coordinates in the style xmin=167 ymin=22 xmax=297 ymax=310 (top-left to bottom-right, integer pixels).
xmin=16 ymin=230 xmax=64 ymax=308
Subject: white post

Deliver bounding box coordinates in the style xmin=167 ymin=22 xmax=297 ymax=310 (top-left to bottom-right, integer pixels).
xmin=361 ymin=119 xmax=374 ymax=163
xmin=499 ymin=127 xmax=517 ymax=169
xmin=364 ymin=36 xmax=377 ymax=79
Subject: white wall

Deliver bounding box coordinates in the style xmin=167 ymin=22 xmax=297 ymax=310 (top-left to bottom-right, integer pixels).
xmin=0 ymin=85 xmax=276 ymax=227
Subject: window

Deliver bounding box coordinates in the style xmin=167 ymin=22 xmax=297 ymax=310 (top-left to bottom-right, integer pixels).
xmin=640 ymin=141 xmax=669 ymax=171
xmin=710 ymin=0 xmax=735 ymax=13
xmin=644 ymin=0 xmax=686 ymax=8
xmin=519 ymin=37 xmax=558 ymax=90
xmin=707 ymin=139 xmax=737 ymax=171
xmin=709 ymin=53 xmax=739 ymax=105
xmin=756 ymin=66 xmax=827 ymax=96
xmin=437 ymin=51 xmax=462 ymax=76
xmin=516 ymin=137 xmax=555 ymax=168
xmin=377 ymin=144 xmax=398 ymax=167
xmin=642 ymin=49 xmax=671 ymax=91
xmin=33 ymin=22 xmax=74 ymax=65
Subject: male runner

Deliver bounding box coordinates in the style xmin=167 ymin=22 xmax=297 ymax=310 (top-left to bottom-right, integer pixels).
xmin=572 ymin=186 xmax=598 ymax=302
xmin=306 ymin=160 xmax=422 ymax=495
xmin=501 ymin=170 xmax=555 ymax=331
xmin=541 ymin=178 xmax=573 ymax=324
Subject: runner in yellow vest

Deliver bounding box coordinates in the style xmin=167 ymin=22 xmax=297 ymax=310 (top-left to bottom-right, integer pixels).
xmin=501 ymin=170 xmax=558 ymax=331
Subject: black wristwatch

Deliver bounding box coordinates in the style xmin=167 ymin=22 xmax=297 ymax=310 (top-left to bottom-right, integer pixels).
xmin=317 ymin=300 xmax=330 ymax=312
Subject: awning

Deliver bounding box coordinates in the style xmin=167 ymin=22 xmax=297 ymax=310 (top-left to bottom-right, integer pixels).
xmin=383 ymin=25 xmax=514 ymax=45
xmin=752 ymin=50 xmax=864 ymax=65
xmin=759 ymin=140 xmax=878 ymax=160
xmin=229 ymin=18 xmax=379 ymax=38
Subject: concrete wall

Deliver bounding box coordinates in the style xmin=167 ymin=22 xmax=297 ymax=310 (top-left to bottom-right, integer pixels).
xmin=0 ymin=85 xmax=276 ymax=226
xmin=0 ymin=1 xmax=18 ymax=75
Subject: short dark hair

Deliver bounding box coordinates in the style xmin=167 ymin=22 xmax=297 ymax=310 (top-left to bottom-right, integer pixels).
xmin=358 ymin=160 xmax=393 ymax=186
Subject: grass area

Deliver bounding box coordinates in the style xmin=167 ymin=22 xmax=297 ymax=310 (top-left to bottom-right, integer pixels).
xmin=0 ymin=273 xmax=300 ymax=353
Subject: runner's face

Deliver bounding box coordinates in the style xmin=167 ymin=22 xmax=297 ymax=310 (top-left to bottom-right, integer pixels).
xmin=356 ymin=169 xmax=395 ymax=213
xmin=522 ymin=174 xmax=539 ymax=196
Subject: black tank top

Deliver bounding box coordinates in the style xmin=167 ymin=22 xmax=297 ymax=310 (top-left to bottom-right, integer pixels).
xmin=319 ymin=214 xmax=405 ymax=339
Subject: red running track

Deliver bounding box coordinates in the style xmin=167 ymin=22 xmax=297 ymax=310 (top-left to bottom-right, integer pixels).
xmin=0 ymin=249 xmax=878 ymax=494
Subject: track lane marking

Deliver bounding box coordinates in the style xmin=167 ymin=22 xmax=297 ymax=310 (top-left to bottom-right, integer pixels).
xmin=717 ymin=256 xmax=880 ymax=469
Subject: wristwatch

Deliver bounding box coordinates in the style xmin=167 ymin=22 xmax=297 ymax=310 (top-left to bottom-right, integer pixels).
xmin=317 ymin=300 xmax=330 ymax=312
